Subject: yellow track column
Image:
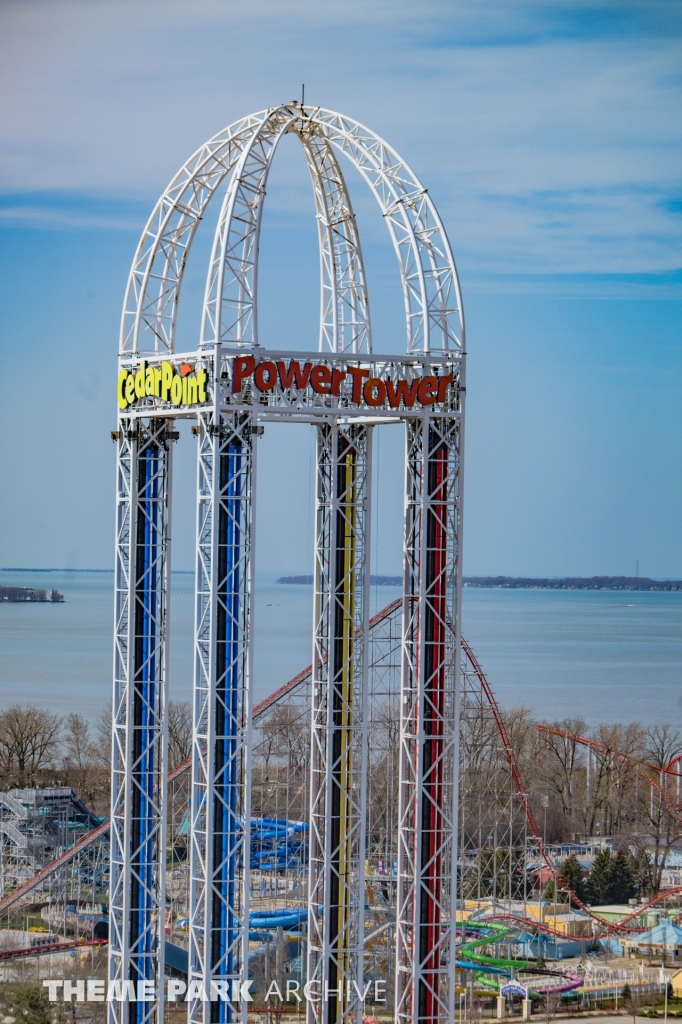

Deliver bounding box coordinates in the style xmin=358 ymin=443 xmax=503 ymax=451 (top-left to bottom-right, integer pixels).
xmin=308 ymin=421 xmax=371 ymax=1024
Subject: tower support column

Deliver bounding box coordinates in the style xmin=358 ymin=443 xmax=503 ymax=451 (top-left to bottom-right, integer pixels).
xmin=307 ymin=421 xmax=372 ymax=1024
xmin=109 ymin=418 xmax=172 ymax=1024
xmin=396 ymin=415 xmax=462 ymax=1024
xmin=189 ymin=407 xmax=256 ymax=1024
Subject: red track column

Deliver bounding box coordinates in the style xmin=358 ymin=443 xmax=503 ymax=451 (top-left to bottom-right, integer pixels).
xmin=396 ymin=408 xmax=463 ymax=1024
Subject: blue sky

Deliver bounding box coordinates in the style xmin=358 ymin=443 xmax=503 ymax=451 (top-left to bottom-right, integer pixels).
xmin=0 ymin=0 xmax=680 ymax=576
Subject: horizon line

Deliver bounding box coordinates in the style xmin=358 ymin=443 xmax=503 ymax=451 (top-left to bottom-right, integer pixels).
xmin=2 ymin=568 xmax=681 ymax=583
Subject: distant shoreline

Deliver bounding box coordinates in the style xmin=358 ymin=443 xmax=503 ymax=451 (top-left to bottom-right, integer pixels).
xmin=463 ymin=575 xmax=682 ymax=591
xmin=278 ymin=574 xmax=682 ymax=592
xmin=2 ymin=569 xmax=679 ymax=592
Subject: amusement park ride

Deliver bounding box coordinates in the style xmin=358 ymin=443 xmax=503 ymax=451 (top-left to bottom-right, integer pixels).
xmin=0 ymin=103 xmax=680 ymax=1024
xmin=111 ymin=104 xmax=464 ymax=1024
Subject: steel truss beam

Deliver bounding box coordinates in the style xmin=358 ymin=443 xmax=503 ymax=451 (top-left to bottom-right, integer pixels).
xmin=396 ymin=417 xmax=462 ymax=1024
xmin=300 ymin=131 xmax=371 ymax=355
xmin=121 ymin=104 xmax=462 ymax=360
xmin=307 ymin=422 xmax=371 ymax=1024
xmin=109 ymin=419 xmax=172 ymax=1024
xmin=201 ymin=109 xmax=370 ymax=356
xmin=188 ymin=407 xmax=256 ymax=1024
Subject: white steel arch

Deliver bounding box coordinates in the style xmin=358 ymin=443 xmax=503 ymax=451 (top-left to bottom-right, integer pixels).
xmin=201 ymin=111 xmax=372 ymax=355
xmin=119 ymin=104 xmax=464 ymax=358
xmin=301 ymin=130 xmax=372 ymax=355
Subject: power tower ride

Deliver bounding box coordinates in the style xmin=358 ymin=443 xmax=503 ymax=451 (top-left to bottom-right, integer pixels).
xmin=110 ymin=104 xmax=465 ymax=1024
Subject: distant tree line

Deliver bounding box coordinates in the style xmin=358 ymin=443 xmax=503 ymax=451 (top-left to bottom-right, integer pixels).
xmin=278 ymin=574 xmax=682 ymax=591
xmin=462 ymin=576 xmax=682 ymax=592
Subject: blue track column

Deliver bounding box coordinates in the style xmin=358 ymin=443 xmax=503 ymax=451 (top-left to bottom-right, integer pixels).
xmin=110 ymin=418 xmax=172 ymax=1024
xmin=189 ymin=382 xmax=256 ymax=1024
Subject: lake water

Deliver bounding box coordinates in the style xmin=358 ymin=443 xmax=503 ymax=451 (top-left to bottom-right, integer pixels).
xmin=0 ymin=569 xmax=679 ymax=727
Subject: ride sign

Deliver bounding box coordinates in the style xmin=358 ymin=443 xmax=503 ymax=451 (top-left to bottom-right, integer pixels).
xmin=117 ymin=360 xmax=208 ymax=411
xmin=500 ymin=983 xmax=528 ymax=999
xmin=231 ymin=355 xmax=454 ymax=410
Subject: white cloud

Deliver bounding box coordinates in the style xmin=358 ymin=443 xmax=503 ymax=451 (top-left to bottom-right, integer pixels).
xmin=0 ymin=0 xmax=680 ymax=278
xmin=0 ymin=203 xmax=140 ymax=231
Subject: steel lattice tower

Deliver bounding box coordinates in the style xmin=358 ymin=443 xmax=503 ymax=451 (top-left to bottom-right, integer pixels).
xmin=396 ymin=418 xmax=462 ymax=1024
xmin=110 ymin=420 xmax=171 ymax=1024
xmin=307 ymin=422 xmax=371 ymax=1024
xmin=110 ymin=103 xmax=465 ymax=1024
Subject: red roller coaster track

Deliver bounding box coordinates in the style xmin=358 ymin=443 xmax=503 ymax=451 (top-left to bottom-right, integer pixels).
xmin=2 ymin=602 xmax=679 ymax=946
xmin=0 ymin=600 xmax=404 ymax=916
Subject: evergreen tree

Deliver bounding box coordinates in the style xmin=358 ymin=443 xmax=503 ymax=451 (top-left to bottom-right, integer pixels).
xmin=587 ymin=849 xmax=613 ymax=905
xmin=7 ymin=986 xmax=52 ymax=1024
xmin=558 ymin=854 xmax=586 ymax=902
xmin=608 ymin=848 xmax=637 ymax=904
xmin=622 ymin=982 xmax=639 ymax=1024
xmin=586 ymin=848 xmax=637 ymax=905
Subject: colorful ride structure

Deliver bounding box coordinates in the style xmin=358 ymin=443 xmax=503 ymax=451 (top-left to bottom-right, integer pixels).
xmin=111 ymin=104 xmax=464 ymax=1024
xmin=3 ymin=104 xmax=679 ymax=1024
xmin=2 ymin=599 xmax=682 ymax=1012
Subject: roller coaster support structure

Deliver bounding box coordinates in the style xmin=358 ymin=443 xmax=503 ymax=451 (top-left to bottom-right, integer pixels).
xmin=109 ymin=419 xmax=172 ymax=1024
xmin=397 ymin=415 xmax=463 ymax=1024
xmin=112 ymin=103 xmax=465 ymax=1024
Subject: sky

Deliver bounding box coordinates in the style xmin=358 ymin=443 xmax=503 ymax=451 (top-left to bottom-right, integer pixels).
xmin=0 ymin=0 xmax=680 ymax=577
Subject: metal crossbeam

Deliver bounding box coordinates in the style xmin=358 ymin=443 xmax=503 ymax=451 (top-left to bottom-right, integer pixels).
xmin=299 ymin=130 xmax=371 ymax=355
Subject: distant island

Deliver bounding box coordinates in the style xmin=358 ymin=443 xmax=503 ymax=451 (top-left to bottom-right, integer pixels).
xmin=277 ymin=574 xmax=681 ymax=592
xmin=0 ymin=586 xmax=64 ymax=603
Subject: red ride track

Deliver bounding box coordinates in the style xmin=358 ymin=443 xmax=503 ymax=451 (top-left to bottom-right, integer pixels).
xmin=538 ymin=724 xmax=682 ymax=828
xmin=0 ymin=938 xmax=107 ymax=962
xmin=461 ymin=641 xmax=682 ymax=934
xmin=2 ymin=601 xmax=680 ymax=941
xmin=0 ymin=600 xmax=405 ymax=917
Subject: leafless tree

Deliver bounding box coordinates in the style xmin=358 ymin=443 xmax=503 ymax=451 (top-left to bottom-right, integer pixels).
xmin=541 ymin=991 xmax=559 ymax=1024
xmin=168 ymin=700 xmax=193 ymax=770
xmin=95 ymin=701 xmax=112 ymax=768
xmin=584 ymin=723 xmax=644 ymax=837
xmin=622 ymin=983 xmax=640 ymax=1024
xmin=645 ymin=725 xmax=682 ymax=770
xmin=367 ymin=697 xmax=401 ymax=853
xmin=62 ymin=712 xmax=97 ymax=796
xmin=539 ymin=717 xmax=588 ymax=829
xmin=63 ymin=713 xmax=95 ymax=770
xmin=0 ymin=704 xmax=61 ymax=787
xmin=252 ymin=704 xmax=310 ymax=820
